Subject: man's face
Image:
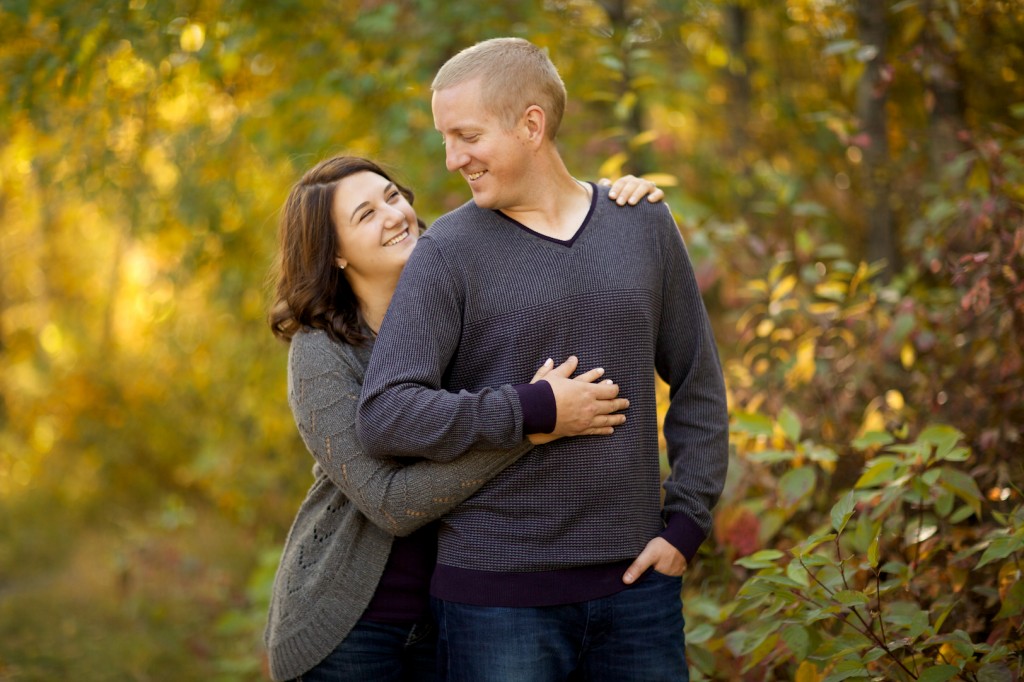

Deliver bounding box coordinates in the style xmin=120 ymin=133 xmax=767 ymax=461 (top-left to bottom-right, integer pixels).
xmin=432 ymin=78 xmax=529 ymax=210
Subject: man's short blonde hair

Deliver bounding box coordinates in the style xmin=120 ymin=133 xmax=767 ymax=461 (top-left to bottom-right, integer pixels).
xmin=431 ymin=37 xmax=567 ymax=140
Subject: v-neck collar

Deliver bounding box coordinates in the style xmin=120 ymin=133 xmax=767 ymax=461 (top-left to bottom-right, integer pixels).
xmin=492 ymin=182 xmax=597 ymax=248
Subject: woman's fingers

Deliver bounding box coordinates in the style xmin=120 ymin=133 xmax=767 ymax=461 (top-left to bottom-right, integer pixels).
xmin=573 ymin=366 xmax=608 ymax=384
xmin=606 ymin=176 xmax=663 ymax=205
xmin=531 ymin=356 xmax=586 ymax=383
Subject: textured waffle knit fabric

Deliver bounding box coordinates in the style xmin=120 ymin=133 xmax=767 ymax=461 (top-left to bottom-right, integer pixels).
xmin=264 ymin=329 xmax=532 ymax=680
xmin=357 ymin=183 xmax=729 ymax=608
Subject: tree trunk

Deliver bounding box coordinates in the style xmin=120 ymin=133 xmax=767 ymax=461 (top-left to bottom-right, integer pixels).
xmin=723 ymin=4 xmax=753 ymax=215
xmin=0 ymin=191 xmax=6 ymax=357
xmin=598 ymin=0 xmax=654 ymax=175
xmin=724 ymin=4 xmax=751 ymax=155
xmin=922 ymin=0 xmax=966 ymax=173
xmin=856 ymin=0 xmax=899 ymax=276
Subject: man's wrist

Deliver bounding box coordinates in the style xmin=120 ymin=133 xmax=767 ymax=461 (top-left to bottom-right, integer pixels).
xmin=660 ymin=512 xmax=706 ymax=563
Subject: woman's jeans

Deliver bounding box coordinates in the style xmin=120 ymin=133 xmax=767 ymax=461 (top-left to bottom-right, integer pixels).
xmin=296 ymin=619 xmax=437 ymax=682
xmin=433 ymin=570 xmax=688 ymax=682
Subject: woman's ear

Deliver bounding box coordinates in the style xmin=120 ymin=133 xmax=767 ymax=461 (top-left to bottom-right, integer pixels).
xmin=335 ymin=255 xmax=348 ymax=270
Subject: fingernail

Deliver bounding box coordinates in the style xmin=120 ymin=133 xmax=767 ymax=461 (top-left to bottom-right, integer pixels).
xmin=546 ymin=358 xmax=553 ymax=366
xmin=609 ymin=191 xmax=616 ymax=198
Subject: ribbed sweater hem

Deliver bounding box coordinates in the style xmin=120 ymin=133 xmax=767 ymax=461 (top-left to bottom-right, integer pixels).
xmin=267 ymin=602 xmax=363 ymax=681
xmin=430 ymin=560 xmax=634 ymax=607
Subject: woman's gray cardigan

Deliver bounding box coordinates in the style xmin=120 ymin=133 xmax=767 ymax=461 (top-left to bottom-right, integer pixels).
xmin=264 ymin=329 xmax=532 ymax=680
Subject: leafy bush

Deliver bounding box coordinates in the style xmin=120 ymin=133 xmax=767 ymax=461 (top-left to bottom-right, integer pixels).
xmin=690 ymin=420 xmax=1022 ymax=681
xmin=681 ymin=127 xmax=1023 ymax=680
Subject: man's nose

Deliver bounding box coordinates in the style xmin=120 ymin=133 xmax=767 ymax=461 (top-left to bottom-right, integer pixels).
xmin=445 ymin=143 xmax=466 ymax=173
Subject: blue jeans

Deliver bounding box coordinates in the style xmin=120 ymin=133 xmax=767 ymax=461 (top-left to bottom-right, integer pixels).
xmin=297 ymin=619 xmax=438 ymax=682
xmin=433 ymin=570 xmax=687 ymax=682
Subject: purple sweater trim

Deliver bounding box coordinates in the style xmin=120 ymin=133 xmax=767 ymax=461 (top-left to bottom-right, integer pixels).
xmin=512 ymin=381 xmax=556 ymax=434
xmin=430 ymin=560 xmax=633 ymax=607
xmin=660 ymin=512 xmax=707 ymax=563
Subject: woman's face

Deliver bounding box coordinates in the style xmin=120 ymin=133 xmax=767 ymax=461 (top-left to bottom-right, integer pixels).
xmin=331 ymin=171 xmax=420 ymax=286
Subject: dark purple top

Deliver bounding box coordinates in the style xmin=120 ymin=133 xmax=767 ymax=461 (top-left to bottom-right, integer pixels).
xmin=360 ymin=524 xmax=437 ymax=624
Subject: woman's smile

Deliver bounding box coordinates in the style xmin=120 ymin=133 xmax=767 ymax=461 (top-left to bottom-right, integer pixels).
xmin=383 ymin=228 xmax=411 ymax=247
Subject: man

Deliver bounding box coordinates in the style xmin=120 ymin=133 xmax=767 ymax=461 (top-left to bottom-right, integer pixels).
xmin=357 ymin=37 xmax=728 ymax=681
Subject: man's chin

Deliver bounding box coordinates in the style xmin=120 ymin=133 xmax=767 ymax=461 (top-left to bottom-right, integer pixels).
xmin=470 ymin=190 xmax=494 ymax=209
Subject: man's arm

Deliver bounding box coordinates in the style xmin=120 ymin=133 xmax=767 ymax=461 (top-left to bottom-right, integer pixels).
xmin=656 ymin=206 xmax=730 ymax=558
xmin=289 ymin=331 xmax=533 ymax=537
xmin=357 ymin=237 xmax=628 ymax=462
xmin=624 ymin=205 xmax=729 ymax=582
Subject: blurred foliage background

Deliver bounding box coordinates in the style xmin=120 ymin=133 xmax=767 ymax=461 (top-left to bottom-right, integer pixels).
xmin=1 ymin=0 xmax=1022 ymax=680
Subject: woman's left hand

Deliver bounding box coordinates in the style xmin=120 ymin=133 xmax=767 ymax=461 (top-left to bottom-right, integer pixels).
xmin=598 ymin=175 xmax=665 ymax=206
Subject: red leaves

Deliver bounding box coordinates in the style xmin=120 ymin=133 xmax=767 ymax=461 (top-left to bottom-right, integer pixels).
xmin=715 ymin=504 xmax=762 ymax=558
xmin=960 ymin=275 xmax=991 ymax=313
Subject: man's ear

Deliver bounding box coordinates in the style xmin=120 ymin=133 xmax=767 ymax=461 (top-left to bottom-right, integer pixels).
xmin=522 ymin=104 xmax=546 ymax=146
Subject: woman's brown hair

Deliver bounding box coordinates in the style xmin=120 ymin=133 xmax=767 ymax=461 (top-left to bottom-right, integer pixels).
xmin=269 ymin=156 xmax=425 ymax=345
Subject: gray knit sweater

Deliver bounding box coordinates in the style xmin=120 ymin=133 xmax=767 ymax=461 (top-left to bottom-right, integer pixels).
xmin=358 ymin=184 xmax=729 ymax=607
xmin=264 ymin=329 xmax=532 ymax=680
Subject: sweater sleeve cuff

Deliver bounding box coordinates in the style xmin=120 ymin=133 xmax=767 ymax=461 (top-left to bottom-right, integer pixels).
xmin=512 ymin=381 xmax=556 ymax=434
xmin=660 ymin=512 xmax=707 ymax=563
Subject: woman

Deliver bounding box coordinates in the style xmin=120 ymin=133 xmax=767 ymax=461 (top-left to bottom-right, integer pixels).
xmin=264 ymin=155 xmax=663 ymax=681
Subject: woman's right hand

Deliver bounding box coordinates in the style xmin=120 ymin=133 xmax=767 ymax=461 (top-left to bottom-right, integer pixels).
xmin=527 ymin=356 xmax=629 ymax=445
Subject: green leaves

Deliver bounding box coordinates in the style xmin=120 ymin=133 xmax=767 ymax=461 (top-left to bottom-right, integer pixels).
xmin=939 ymin=468 xmax=984 ymax=520
xmin=855 ymin=456 xmax=900 ymax=489
xmin=822 ymin=660 xmax=871 ymax=682
xmin=779 ymin=406 xmax=802 ymax=443
xmin=867 ymin=525 xmax=881 ymax=567
xmin=918 ymin=425 xmax=969 ymax=462
xmin=781 ymin=625 xmax=819 ymax=661
xmin=831 ymin=491 xmax=857 ymax=534
xmin=833 ymin=590 xmax=869 ymax=607
xmin=852 ymin=431 xmax=895 ymax=450
xmin=719 ymin=415 xmax=1019 ymax=679
xmin=735 ymin=549 xmax=785 ymax=570
xmin=977 ymin=662 xmax=1017 ymax=682
xmin=996 ymin=580 xmax=1024 ymax=620
xmin=918 ymin=665 xmax=960 ymax=682
xmin=977 ymin=528 xmax=1024 ymax=569
xmin=779 ymin=467 xmax=816 ymax=507
xmin=732 ymin=410 xmax=774 ymax=438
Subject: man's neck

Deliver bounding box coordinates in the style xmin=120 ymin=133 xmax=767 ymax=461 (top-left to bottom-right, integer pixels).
xmin=499 ymin=166 xmax=593 ymax=240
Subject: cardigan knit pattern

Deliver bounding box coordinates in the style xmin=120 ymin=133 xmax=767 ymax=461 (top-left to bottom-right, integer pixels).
xmin=264 ymin=329 xmax=532 ymax=681
xmin=357 ymin=184 xmax=729 ymax=608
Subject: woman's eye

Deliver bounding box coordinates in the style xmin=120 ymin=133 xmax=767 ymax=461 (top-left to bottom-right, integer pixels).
xmin=387 ymin=192 xmax=400 ymax=202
